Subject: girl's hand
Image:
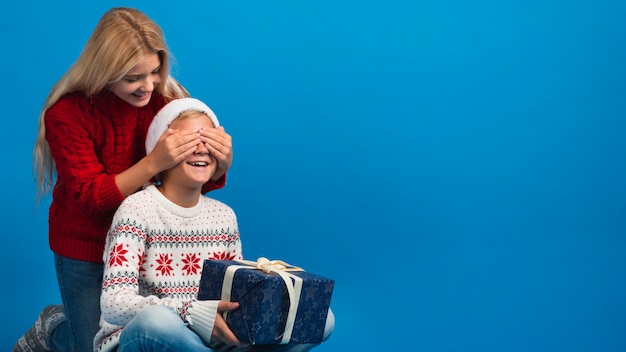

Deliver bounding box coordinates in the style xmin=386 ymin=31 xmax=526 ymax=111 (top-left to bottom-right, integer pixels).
xmin=149 ymin=128 xmax=202 ymax=173
xmin=212 ymin=301 xmax=245 ymax=346
xmin=199 ymin=126 xmax=233 ymax=181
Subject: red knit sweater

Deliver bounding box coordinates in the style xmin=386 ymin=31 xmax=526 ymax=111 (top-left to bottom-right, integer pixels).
xmin=45 ymin=90 xmax=225 ymax=263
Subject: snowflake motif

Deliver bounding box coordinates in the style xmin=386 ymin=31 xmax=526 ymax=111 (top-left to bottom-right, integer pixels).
xmin=108 ymin=243 xmax=128 ymax=267
xmin=138 ymin=252 xmax=146 ymax=274
xmin=155 ymin=253 xmax=173 ymax=276
xmin=182 ymin=253 xmax=201 ymax=275
xmin=208 ymin=251 xmax=236 ymax=260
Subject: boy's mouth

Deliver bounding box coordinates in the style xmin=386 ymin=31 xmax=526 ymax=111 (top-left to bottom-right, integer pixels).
xmin=188 ymin=161 xmax=209 ymax=167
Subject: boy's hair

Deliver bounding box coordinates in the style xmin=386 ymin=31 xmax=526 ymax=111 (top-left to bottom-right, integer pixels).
xmin=145 ymin=98 xmax=219 ymax=155
xmin=34 ymin=7 xmax=189 ymax=198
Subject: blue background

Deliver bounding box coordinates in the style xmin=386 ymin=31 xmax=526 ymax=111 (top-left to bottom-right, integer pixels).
xmin=2 ymin=1 xmax=626 ymax=351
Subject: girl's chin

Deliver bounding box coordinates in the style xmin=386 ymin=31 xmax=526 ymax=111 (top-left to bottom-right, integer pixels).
xmin=126 ymin=93 xmax=152 ymax=106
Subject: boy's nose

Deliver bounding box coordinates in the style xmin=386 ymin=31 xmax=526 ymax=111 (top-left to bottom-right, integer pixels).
xmin=194 ymin=141 xmax=209 ymax=154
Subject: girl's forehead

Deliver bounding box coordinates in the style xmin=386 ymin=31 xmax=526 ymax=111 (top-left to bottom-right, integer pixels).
xmin=127 ymin=53 xmax=161 ymax=74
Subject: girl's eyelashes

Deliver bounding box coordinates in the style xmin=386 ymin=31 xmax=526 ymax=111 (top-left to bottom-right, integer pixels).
xmin=123 ymin=68 xmax=159 ymax=83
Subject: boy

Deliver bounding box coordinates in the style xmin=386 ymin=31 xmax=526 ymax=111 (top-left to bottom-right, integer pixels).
xmin=94 ymin=98 xmax=242 ymax=351
xmin=94 ymin=98 xmax=332 ymax=352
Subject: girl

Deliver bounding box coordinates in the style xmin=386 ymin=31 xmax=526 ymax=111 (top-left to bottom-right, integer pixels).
xmin=14 ymin=7 xmax=232 ymax=352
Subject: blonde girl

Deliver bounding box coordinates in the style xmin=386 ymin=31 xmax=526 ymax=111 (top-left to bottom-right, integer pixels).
xmin=15 ymin=7 xmax=232 ymax=352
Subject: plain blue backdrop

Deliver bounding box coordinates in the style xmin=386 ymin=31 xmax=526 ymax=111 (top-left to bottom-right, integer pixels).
xmin=2 ymin=1 xmax=626 ymax=351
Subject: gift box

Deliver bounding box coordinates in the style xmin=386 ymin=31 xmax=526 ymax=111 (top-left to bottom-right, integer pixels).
xmin=198 ymin=257 xmax=334 ymax=345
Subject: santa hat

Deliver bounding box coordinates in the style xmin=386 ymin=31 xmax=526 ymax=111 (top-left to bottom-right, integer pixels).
xmin=145 ymin=98 xmax=220 ymax=154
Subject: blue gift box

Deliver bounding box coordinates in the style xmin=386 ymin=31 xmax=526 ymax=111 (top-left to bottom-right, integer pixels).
xmin=197 ymin=258 xmax=334 ymax=345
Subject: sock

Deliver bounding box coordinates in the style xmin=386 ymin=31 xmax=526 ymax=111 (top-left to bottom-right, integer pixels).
xmin=13 ymin=305 xmax=66 ymax=352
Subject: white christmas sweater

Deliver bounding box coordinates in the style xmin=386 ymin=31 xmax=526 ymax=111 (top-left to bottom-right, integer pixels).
xmin=94 ymin=185 xmax=243 ymax=352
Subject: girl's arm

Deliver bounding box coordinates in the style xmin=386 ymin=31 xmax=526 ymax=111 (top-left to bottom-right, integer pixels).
xmin=115 ymin=128 xmax=203 ymax=197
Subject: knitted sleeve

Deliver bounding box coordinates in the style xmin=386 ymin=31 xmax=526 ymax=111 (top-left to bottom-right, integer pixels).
xmin=45 ymin=95 xmax=124 ymax=213
xmin=183 ymin=300 xmax=219 ymax=343
xmin=228 ymin=208 xmax=243 ymax=260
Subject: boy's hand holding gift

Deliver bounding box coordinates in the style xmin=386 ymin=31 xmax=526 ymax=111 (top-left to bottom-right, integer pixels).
xmin=198 ymin=257 xmax=335 ymax=345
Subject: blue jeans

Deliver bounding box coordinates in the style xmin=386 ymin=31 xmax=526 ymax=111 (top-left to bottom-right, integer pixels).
xmin=118 ymin=305 xmax=334 ymax=352
xmin=52 ymin=254 xmax=104 ymax=352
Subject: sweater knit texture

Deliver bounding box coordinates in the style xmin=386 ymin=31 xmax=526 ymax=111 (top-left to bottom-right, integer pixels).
xmin=45 ymin=90 xmax=224 ymax=263
xmin=94 ymin=185 xmax=242 ymax=352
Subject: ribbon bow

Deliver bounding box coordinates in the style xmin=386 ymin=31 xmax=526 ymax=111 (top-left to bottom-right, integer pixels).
xmin=252 ymin=257 xmax=303 ymax=273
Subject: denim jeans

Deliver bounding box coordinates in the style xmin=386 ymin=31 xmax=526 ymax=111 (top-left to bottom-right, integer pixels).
xmin=118 ymin=305 xmax=334 ymax=352
xmin=52 ymin=254 xmax=104 ymax=352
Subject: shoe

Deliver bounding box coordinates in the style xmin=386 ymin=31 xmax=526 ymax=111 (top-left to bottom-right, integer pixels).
xmin=12 ymin=305 xmax=66 ymax=352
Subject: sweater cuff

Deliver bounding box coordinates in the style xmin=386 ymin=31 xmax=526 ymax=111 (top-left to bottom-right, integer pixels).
xmin=185 ymin=300 xmax=219 ymax=343
xmin=99 ymin=175 xmax=125 ymax=210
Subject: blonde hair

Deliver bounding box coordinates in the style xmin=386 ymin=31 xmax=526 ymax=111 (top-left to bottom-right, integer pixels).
xmin=34 ymin=7 xmax=190 ymax=199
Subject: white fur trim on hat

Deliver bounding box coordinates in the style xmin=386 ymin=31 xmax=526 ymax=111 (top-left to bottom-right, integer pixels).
xmin=145 ymin=98 xmax=220 ymax=154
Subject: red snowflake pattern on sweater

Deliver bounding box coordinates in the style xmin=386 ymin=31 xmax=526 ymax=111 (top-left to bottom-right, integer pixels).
xmin=155 ymin=253 xmax=173 ymax=276
xmin=138 ymin=252 xmax=146 ymax=276
xmin=108 ymin=243 xmax=128 ymax=267
xmin=208 ymin=250 xmax=237 ymax=261
xmin=182 ymin=253 xmax=201 ymax=275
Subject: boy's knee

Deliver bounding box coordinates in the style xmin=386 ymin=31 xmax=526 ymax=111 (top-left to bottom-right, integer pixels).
xmin=129 ymin=305 xmax=180 ymax=332
xmin=322 ymin=308 xmax=334 ymax=342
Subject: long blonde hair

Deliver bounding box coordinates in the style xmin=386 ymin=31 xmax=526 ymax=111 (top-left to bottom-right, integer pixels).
xmin=34 ymin=7 xmax=189 ymax=199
